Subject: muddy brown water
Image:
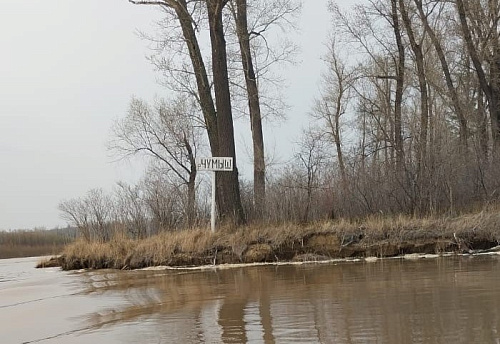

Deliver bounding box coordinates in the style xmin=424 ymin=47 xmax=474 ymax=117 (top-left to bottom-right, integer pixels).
xmin=1 ymin=255 xmax=500 ymax=343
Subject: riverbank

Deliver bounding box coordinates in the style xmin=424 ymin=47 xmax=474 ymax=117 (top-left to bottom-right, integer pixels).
xmin=43 ymin=208 xmax=500 ymax=271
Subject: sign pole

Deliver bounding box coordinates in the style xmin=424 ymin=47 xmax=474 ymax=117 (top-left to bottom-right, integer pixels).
xmin=195 ymin=157 xmax=233 ymax=233
xmin=211 ymin=171 xmax=216 ymax=232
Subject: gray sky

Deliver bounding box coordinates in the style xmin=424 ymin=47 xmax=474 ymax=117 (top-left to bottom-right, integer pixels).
xmin=0 ymin=0 xmax=353 ymax=230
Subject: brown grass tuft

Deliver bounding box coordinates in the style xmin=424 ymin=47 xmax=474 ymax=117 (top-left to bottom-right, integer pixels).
xmin=56 ymin=209 xmax=500 ymax=270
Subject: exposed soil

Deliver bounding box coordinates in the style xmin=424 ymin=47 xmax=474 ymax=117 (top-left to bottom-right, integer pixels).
xmin=53 ymin=230 xmax=500 ymax=271
xmin=36 ymin=256 xmax=64 ymax=268
xmin=39 ymin=210 xmax=500 ymax=271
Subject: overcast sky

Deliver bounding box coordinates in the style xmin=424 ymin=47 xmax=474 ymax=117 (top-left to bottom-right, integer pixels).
xmin=0 ymin=0 xmax=355 ymax=230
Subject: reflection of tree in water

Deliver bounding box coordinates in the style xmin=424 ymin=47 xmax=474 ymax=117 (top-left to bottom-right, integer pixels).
xmin=73 ymin=257 xmax=500 ymax=343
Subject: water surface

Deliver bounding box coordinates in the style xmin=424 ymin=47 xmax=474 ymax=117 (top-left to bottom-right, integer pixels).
xmin=1 ymin=255 xmax=499 ymax=343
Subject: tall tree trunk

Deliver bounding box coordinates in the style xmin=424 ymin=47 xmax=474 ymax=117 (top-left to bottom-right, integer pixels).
xmin=187 ymin=174 xmax=196 ymax=227
xmin=477 ymin=84 xmax=490 ymax=158
xmin=399 ymin=0 xmax=429 ymax=213
xmin=129 ymin=1 xmax=219 ymax=155
xmin=399 ymin=0 xmax=428 ymax=176
xmin=488 ymin=0 xmax=500 ymax=149
xmin=185 ymin=135 xmax=197 ymax=227
xmin=391 ymin=0 xmax=406 ymax=172
xmin=233 ymin=0 xmax=266 ymax=219
xmin=130 ymin=0 xmax=226 ymax=223
xmin=490 ymin=32 xmax=500 ymax=148
xmin=173 ymin=0 xmax=219 ymax=156
xmin=361 ymin=108 xmax=367 ymax=173
xmin=207 ymin=0 xmax=245 ymax=225
xmin=456 ymin=0 xmax=500 ymax=151
xmin=333 ymin=94 xmax=347 ymax=184
xmin=414 ymin=0 xmax=468 ymax=147
xmin=456 ymin=0 xmax=491 ymax=102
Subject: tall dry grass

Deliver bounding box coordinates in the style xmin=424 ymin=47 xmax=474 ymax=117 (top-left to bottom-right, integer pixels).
xmin=59 ymin=208 xmax=500 ymax=270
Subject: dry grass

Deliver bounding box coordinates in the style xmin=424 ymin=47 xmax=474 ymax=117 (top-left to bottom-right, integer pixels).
xmin=58 ymin=209 xmax=500 ymax=270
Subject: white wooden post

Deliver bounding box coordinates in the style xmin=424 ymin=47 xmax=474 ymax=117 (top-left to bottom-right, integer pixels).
xmin=211 ymin=171 xmax=216 ymax=232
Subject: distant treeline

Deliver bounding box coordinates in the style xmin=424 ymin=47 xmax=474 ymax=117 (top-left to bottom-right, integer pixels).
xmin=0 ymin=227 xmax=77 ymax=259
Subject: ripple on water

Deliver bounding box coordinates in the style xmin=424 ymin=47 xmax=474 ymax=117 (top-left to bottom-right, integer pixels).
xmin=2 ymin=256 xmax=500 ymax=343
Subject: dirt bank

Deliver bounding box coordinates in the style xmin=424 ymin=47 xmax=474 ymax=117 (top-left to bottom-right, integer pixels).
xmin=47 ymin=209 xmax=500 ymax=271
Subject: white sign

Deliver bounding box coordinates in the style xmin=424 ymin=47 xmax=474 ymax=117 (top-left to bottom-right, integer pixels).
xmin=196 ymin=157 xmax=233 ymax=171
xmin=196 ymin=157 xmax=234 ymax=232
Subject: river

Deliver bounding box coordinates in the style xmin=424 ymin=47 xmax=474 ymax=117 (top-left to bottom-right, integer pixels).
xmin=1 ymin=255 xmax=500 ymax=343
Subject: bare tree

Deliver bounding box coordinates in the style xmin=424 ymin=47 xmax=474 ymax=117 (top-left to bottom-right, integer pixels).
xmin=330 ymin=0 xmax=407 ymax=172
xmin=205 ymin=0 xmax=246 ymax=224
xmin=130 ymin=0 xmax=219 ymax=155
xmin=59 ymin=188 xmax=114 ymax=242
xmin=390 ymin=0 xmax=406 ymax=172
xmin=230 ymin=0 xmax=266 ymax=219
xmin=109 ymin=96 xmax=203 ymax=226
xmin=456 ymin=0 xmax=500 ymax=150
xmin=204 ymin=0 xmax=297 ymax=221
xmin=114 ymin=182 xmax=149 ymax=239
xmin=413 ymin=0 xmax=468 ymax=146
xmin=399 ymin=0 xmax=429 ymax=174
xmin=312 ymin=39 xmax=359 ymax=184
xmin=142 ymin=167 xmax=187 ymax=230
xmin=129 ymin=0 xmax=245 ymax=224
xmin=59 ymin=198 xmax=92 ymax=241
xmin=295 ymin=129 xmax=329 ymax=223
